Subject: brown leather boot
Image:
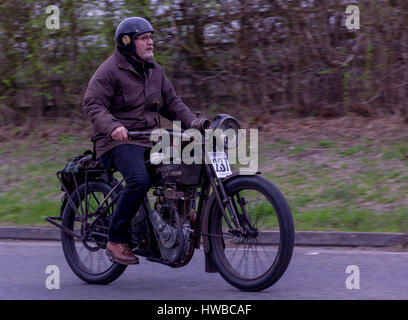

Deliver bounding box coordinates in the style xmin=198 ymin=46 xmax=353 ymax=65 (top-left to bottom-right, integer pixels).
xmin=106 ymin=242 xmax=139 ymax=265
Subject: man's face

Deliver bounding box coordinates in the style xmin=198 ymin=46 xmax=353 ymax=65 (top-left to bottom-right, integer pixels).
xmin=134 ymin=32 xmax=154 ymax=60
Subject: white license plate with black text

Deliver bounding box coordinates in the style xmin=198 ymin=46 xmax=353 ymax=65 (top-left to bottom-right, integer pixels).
xmin=208 ymin=152 xmax=232 ymax=178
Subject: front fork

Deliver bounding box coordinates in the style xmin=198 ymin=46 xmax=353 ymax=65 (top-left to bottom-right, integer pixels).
xmin=203 ymin=163 xmax=256 ymax=237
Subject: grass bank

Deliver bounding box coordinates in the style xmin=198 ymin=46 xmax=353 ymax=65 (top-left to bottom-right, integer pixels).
xmin=0 ymin=116 xmax=407 ymax=232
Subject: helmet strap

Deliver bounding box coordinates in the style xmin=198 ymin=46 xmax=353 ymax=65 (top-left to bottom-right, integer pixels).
xmin=132 ymin=53 xmax=144 ymax=62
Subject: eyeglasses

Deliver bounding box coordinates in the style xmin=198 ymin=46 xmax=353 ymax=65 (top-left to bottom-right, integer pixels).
xmin=135 ymin=34 xmax=154 ymax=42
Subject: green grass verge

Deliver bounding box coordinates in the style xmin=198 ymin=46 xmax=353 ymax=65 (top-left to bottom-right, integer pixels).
xmin=0 ymin=122 xmax=407 ymax=233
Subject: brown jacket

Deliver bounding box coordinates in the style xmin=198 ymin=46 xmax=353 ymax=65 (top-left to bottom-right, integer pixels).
xmin=83 ymin=48 xmax=196 ymax=159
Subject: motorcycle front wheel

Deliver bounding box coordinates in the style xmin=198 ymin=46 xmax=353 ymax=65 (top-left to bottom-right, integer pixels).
xmin=209 ymin=175 xmax=295 ymax=291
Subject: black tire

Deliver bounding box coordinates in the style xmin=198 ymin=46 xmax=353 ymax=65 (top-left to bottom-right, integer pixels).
xmin=209 ymin=175 xmax=294 ymax=291
xmin=61 ymin=181 xmax=127 ymax=284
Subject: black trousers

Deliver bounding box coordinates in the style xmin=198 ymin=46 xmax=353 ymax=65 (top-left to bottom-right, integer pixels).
xmin=99 ymin=144 xmax=151 ymax=243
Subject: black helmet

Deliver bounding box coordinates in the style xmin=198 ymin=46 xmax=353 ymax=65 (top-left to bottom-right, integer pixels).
xmin=115 ymin=17 xmax=154 ymax=55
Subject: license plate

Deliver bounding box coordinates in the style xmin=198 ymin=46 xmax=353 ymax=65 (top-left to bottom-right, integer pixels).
xmin=208 ymin=152 xmax=232 ymax=178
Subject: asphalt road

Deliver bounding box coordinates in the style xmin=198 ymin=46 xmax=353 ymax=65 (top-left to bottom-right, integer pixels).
xmin=0 ymin=240 xmax=407 ymax=300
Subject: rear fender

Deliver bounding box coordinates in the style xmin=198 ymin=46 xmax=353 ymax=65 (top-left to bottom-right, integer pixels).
xmin=59 ymin=178 xmax=123 ymax=218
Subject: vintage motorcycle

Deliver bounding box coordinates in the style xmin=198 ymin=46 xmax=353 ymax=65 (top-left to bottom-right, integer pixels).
xmin=46 ymin=98 xmax=294 ymax=292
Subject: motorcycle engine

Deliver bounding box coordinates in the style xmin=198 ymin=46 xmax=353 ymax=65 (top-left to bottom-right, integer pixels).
xmin=149 ymin=188 xmax=196 ymax=263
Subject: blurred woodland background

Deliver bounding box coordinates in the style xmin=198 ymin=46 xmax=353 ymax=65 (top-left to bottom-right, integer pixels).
xmin=0 ymin=0 xmax=408 ymax=129
xmin=1 ymin=0 xmax=408 ymax=231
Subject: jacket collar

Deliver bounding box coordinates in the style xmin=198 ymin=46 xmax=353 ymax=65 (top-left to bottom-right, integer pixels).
xmin=115 ymin=48 xmax=155 ymax=75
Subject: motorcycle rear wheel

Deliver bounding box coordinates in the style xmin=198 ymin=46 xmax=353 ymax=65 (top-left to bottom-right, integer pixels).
xmin=61 ymin=181 xmax=127 ymax=284
xmin=209 ymin=175 xmax=294 ymax=291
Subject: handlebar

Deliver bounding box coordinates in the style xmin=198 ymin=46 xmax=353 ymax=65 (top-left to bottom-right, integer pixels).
xmin=127 ymin=116 xmax=210 ymax=140
xmin=127 ymin=131 xmax=156 ymax=139
xmin=127 ymin=129 xmax=198 ymax=141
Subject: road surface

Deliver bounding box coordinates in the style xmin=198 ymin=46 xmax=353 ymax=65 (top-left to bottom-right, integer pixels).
xmin=0 ymin=240 xmax=406 ymax=300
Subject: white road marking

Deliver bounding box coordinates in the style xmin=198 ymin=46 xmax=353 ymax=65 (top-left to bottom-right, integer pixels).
xmin=304 ymin=252 xmax=320 ymax=255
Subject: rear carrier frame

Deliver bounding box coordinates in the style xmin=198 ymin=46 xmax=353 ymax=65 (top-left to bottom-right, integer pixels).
xmin=45 ymin=150 xmax=123 ymax=240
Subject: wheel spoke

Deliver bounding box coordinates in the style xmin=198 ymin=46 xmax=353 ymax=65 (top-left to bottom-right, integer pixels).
xmin=209 ymin=179 xmax=294 ymax=287
xmin=63 ymin=184 xmax=121 ymax=277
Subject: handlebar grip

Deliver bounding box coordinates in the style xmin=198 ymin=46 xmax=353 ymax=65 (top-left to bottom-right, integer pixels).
xmin=127 ymin=131 xmax=152 ymax=139
xmin=191 ymin=117 xmax=210 ymax=132
xmin=127 ymin=128 xmax=203 ymax=140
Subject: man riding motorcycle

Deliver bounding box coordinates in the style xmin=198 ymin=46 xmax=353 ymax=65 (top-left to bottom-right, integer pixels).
xmin=82 ymin=17 xmax=197 ymax=265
